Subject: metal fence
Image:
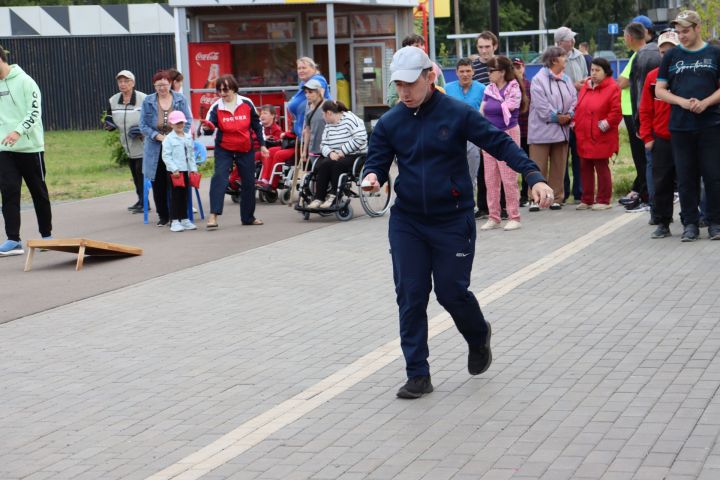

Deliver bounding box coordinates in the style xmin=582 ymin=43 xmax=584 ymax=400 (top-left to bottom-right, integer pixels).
xmin=0 ymin=35 xmax=175 ymax=131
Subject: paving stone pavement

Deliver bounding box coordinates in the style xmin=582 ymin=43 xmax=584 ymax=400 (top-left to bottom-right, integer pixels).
xmin=1 ymin=205 xmax=719 ymax=480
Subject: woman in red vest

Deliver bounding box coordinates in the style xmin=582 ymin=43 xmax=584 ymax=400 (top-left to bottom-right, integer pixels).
xmin=573 ymin=58 xmax=622 ymax=210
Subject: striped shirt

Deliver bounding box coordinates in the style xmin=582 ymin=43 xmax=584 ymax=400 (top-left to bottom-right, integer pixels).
xmin=471 ymin=58 xmax=490 ymax=86
xmin=320 ymin=111 xmax=368 ymax=157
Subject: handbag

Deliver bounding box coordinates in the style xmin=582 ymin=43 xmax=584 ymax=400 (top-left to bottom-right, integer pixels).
xmin=189 ymin=171 xmax=201 ymax=189
xmin=281 ymin=133 xmax=296 ymax=150
xmin=170 ymin=173 xmax=186 ymax=188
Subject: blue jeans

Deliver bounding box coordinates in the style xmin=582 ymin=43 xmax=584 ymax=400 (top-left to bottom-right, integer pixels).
xmin=670 ymin=125 xmax=720 ymax=226
xmin=209 ymin=146 xmax=257 ymax=224
xmin=389 ymin=208 xmax=488 ymax=378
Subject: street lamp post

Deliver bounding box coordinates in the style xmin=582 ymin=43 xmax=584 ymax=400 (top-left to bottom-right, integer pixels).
xmin=490 ymin=0 xmax=500 ymax=38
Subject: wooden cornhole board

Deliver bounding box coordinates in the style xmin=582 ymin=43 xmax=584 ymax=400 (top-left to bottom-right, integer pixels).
xmin=24 ymin=238 xmax=143 ymax=272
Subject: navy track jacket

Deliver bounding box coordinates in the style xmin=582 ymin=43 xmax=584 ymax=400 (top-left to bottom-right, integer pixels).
xmin=364 ymin=89 xmax=546 ymax=220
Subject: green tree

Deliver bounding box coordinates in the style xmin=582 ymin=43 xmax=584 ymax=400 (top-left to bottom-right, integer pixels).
xmin=690 ymin=0 xmax=720 ymax=39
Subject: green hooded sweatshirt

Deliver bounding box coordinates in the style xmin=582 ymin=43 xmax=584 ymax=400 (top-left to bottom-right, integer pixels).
xmin=0 ymin=64 xmax=44 ymax=153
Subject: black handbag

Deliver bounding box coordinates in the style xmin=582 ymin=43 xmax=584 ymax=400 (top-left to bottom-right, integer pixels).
xmin=281 ymin=136 xmax=296 ymax=149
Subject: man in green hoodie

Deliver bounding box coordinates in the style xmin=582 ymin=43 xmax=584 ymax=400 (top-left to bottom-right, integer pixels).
xmin=0 ymin=45 xmax=52 ymax=256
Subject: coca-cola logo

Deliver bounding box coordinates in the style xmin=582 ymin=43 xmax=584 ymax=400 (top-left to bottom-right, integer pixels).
xmin=195 ymin=52 xmax=220 ymax=64
xmin=200 ymin=95 xmax=217 ymax=105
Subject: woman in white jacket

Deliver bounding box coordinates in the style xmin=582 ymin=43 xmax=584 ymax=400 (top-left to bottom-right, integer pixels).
xmin=307 ymin=100 xmax=368 ymax=209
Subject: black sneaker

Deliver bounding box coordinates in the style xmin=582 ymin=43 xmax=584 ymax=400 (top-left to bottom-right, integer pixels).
xmin=519 ymin=199 xmax=529 ymax=207
xmin=549 ymin=203 xmax=562 ymax=210
xmin=468 ymin=322 xmax=492 ymax=375
xmin=127 ymin=202 xmax=140 ymax=211
xmin=528 ymin=202 xmax=540 ymax=212
xmin=156 ymin=218 xmax=170 ymax=227
xmin=681 ymin=224 xmax=699 ymax=242
xmin=619 ymin=192 xmax=639 ymax=206
xmin=651 ymin=224 xmax=671 ymax=239
xmin=474 ymin=209 xmax=489 ymax=219
xmin=500 ymin=209 xmax=508 ymax=220
xmin=396 ymin=376 xmax=433 ymax=399
xmin=709 ymin=224 xmax=720 ymax=240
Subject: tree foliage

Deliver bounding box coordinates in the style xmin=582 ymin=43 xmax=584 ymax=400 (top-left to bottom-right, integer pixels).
xmin=436 ymin=0 xmax=637 ymax=56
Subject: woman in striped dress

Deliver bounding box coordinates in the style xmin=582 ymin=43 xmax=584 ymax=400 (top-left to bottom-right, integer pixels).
xmin=307 ymin=100 xmax=368 ymax=209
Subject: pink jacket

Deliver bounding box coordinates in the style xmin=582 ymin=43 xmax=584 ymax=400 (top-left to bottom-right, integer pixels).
xmin=527 ymin=67 xmax=577 ymax=145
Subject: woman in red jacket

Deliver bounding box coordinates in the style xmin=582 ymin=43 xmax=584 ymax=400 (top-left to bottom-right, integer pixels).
xmin=573 ymin=58 xmax=622 ymax=210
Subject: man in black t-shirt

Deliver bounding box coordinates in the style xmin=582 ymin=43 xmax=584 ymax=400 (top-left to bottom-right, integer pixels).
xmin=656 ymin=10 xmax=720 ymax=241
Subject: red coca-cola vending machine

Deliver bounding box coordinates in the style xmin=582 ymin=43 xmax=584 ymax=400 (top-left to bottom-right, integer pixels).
xmin=188 ymin=42 xmax=233 ymax=121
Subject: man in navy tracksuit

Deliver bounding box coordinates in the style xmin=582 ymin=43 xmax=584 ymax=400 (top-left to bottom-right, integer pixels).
xmin=363 ymin=47 xmax=554 ymax=399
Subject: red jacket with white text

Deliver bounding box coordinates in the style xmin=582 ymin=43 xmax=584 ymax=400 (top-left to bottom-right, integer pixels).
xmin=205 ymin=95 xmax=265 ymax=152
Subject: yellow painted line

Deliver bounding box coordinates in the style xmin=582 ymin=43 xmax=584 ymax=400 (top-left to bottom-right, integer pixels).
xmin=147 ymin=213 xmax=637 ymax=480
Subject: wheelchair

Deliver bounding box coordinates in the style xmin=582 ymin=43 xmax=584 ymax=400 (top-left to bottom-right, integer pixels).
xmin=293 ymin=153 xmax=393 ymax=221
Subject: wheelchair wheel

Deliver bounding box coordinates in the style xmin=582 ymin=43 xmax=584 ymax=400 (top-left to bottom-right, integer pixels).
xmin=359 ymin=169 xmax=392 ymax=217
xmin=279 ymin=189 xmax=291 ymax=205
xmin=259 ymin=190 xmax=278 ymax=203
xmin=335 ymin=204 xmax=353 ymax=221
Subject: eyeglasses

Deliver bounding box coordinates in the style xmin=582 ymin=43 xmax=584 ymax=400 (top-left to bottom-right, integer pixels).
xmin=216 ymin=86 xmax=231 ymax=93
xmin=154 ymin=83 xmax=170 ymax=88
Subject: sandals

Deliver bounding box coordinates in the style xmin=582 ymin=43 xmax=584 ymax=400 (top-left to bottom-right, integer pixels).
xmin=206 ymin=222 xmax=218 ymax=230
xmin=246 ymin=219 xmax=264 ymax=226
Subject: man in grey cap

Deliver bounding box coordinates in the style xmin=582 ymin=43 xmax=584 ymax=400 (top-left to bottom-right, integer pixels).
xmin=656 ymin=10 xmax=720 ymax=241
xmin=105 ymin=70 xmax=147 ymax=213
xmin=362 ymin=46 xmax=554 ymax=399
xmin=555 ymin=26 xmax=588 ymax=204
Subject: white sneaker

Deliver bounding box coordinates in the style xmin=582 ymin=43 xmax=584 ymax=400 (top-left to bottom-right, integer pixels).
xmin=180 ymin=219 xmax=197 ymax=230
xmin=480 ymin=219 xmax=501 ymax=231
xmin=307 ymin=199 xmax=322 ymax=209
xmin=170 ymin=220 xmax=185 ymax=232
xmin=528 ymin=202 xmax=540 ymax=212
xmin=504 ymin=220 xmax=522 ymax=231
xmin=319 ymin=194 xmax=336 ymax=209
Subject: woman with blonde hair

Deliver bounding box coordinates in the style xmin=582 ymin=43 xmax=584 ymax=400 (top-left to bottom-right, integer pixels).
xmin=287 ymin=57 xmax=330 ymax=137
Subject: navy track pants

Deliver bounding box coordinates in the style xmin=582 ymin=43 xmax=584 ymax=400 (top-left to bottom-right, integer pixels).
xmin=389 ymin=208 xmax=489 ymax=378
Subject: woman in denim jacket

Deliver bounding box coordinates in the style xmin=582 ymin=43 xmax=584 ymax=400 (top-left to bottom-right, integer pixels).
xmin=527 ymin=47 xmax=577 ymax=210
xmin=140 ymin=70 xmax=192 ymax=226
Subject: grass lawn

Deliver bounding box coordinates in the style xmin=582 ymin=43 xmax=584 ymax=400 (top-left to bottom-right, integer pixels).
xmin=23 ymin=130 xmax=214 ymax=203
xmin=27 ymin=128 xmax=636 ymax=203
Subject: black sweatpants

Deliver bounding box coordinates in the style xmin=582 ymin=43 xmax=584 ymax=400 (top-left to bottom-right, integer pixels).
xmin=152 ymin=153 xmax=170 ymax=222
xmin=129 ymin=157 xmax=143 ymax=204
xmin=314 ymin=155 xmax=357 ymax=201
xmin=168 ymin=172 xmax=190 ymax=221
xmin=0 ymin=151 xmax=52 ymax=241
xmin=671 ymin=125 xmax=720 ymax=226
xmin=651 ymin=136 xmax=675 ymax=226
xmin=625 ymin=115 xmax=648 ymax=200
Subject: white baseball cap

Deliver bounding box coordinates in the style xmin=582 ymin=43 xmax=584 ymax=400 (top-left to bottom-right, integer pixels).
xmin=116 ymin=70 xmax=135 ymax=82
xmin=554 ymin=26 xmax=577 ymax=43
xmin=390 ymin=46 xmax=433 ymax=83
xmin=657 ymin=31 xmax=679 ymax=47
xmin=303 ymin=78 xmax=323 ymax=91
